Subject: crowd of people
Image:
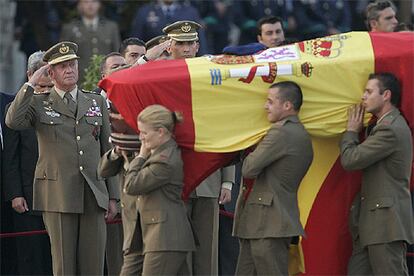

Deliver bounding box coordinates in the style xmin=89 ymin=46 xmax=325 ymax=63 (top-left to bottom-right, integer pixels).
xmin=1 ymin=0 xmax=413 ymax=275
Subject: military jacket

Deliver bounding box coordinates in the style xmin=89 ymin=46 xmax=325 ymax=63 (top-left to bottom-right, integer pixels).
xmin=6 ymin=84 xmax=118 ymax=213
xmin=98 ymin=149 xmax=142 ymax=253
xmin=124 ymin=139 xmax=196 ymax=253
xmin=233 ymin=115 xmax=313 ymax=239
xmin=340 ymin=108 xmax=414 ymax=247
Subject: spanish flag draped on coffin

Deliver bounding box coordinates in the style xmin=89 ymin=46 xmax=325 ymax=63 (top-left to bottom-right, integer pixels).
xmin=99 ymin=32 xmax=414 ymax=275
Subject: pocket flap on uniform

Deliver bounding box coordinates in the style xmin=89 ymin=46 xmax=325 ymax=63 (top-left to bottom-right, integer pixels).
xmin=85 ymin=116 xmax=103 ymax=126
xmin=142 ymin=211 xmax=167 ymax=224
xmin=34 ymin=167 xmax=57 ymax=180
xmin=39 ymin=115 xmax=63 ymax=125
xmin=248 ymin=192 xmax=273 ymax=206
xmin=368 ymin=197 xmax=394 ymax=210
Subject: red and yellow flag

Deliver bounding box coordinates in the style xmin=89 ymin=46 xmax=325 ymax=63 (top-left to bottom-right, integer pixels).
xmin=100 ymin=32 xmax=414 ymax=275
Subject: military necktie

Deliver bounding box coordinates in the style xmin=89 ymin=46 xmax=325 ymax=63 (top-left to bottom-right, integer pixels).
xmin=64 ymin=92 xmax=77 ymax=114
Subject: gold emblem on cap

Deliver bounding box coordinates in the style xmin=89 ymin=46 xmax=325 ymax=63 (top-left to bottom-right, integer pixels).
xmin=181 ymin=23 xmax=191 ymax=33
xmin=59 ymin=45 xmax=70 ymax=54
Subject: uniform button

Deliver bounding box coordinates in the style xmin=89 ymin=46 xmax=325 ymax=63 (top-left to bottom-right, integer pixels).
xmin=361 ymin=196 xmax=365 ymax=201
xmin=43 ymin=173 xmax=47 ymax=179
xmin=23 ymin=89 xmax=26 ymax=92
xmin=242 ymin=186 xmax=246 ymax=191
xmin=76 ymin=121 xmax=79 ymax=125
xmin=376 ymin=203 xmax=380 ymax=207
xmin=258 ymin=197 xmax=262 ymax=201
xmin=123 ymin=188 xmax=127 ymax=193
xmin=137 ymin=197 xmax=140 ymax=201
xmin=120 ymin=203 xmax=125 ymax=208
xmin=79 ymin=150 xmax=83 ymax=155
xmin=76 ymin=136 xmax=81 ymax=140
xmin=94 ymin=122 xmax=98 ymax=125
xmin=50 ymin=121 xmax=54 ymax=124
xmin=79 ymin=166 xmax=83 ymax=171
xmin=151 ymin=218 xmax=155 ymax=222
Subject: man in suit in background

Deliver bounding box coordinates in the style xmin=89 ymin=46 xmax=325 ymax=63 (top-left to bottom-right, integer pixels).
xmin=60 ymin=0 xmax=120 ymax=85
xmin=340 ymin=73 xmax=414 ymax=275
xmin=6 ymin=41 xmax=119 ymax=275
xmin=233 ymin=81 xmax=313 ymax=275
xmin=2 ymin=51 xmax=53 ymax=275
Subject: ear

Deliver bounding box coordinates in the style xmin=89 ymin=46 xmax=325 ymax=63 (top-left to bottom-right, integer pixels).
xmin=283 ymin=101 xmax=292 ymax=111
xmin=195 ymin=42 xmax=200 ymax=53
xmin=383 ymin=89 xmax=392 ymax=102
xmin=369 ymin=20 xmax=378 ymax=30
xmin=158 ymin=127 xmax=166 ymax=136
xmin=48 ymin=67 xmax=54 ymax=79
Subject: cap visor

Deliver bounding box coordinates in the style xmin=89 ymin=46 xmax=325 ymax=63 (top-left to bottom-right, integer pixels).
xmin=49 ymin=54 xmax=80 ymax=65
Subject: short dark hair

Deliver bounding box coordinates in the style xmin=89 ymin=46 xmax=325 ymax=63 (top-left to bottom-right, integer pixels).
xmin=269 ymin=81 xmax=303 ymax=111
xmin=365 ymin=0 xmax=397 ymax=31
xmin=395 ymin=22 xmax=413 ymax=32
xmin=257 ymin=15 xmax=284 ymax=36
xmin=100 ymin=52 xmax=123 ymax=75
xmin=119 ymin=37 xmax=146 ymax=56
xmin=368 ymin=72 xmax=401 ymax=106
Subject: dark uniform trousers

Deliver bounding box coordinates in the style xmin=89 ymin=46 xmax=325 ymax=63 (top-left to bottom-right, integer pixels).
xmin=236 ymin=237 xmax=291 ymax=276
xmin=106 ymin=213 xmax=123 ymax=275
xmin=11 ymin=212 xmax=52 ymax=275
xmin=42 ymin=182 xmax=106 ymax=275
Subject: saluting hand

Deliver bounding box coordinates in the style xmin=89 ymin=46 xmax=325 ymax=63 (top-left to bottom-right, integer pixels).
xmin=143 ymin=39 xmax=171 ymax=61
xmin=28 ymin=64 xmax=50 ymax=88
xmin=347 ymin=104 xmax=365 ymax=133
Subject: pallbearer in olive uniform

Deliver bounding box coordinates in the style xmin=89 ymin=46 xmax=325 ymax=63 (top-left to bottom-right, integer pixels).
xmin=6 ymin=41 xmax=119 ymax=275
xmin=123 ymin=104 xmax=196 ymax=275
xmin=340 ymin=73 xmax=414 ymax=275
xmin=233 ymin=81 xmax=313 ymax=275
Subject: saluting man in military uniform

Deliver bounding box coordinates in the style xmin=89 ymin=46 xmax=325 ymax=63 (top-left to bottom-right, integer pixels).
xmin=6 ymin=41 xmax=119 ymax=275
xmin=340 ymin=73 xmax=414 ymax=275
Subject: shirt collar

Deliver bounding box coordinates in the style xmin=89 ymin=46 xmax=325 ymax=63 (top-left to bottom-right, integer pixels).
xmin=377 ymin=108 xmax=394 ymax=124
xmin=55 ymin=85 xmax=78 ymax=102
xmin=82 ymin=17 xmax=99 ymax=30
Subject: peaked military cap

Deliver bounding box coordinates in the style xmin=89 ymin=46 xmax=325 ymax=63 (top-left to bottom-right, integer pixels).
xmin=43 ymin=41 xmax=80 ymax=65
xmin=146 ymin=35 xmax=169 ymax=50
xmin=162 ymin=20 xmax=202 ymax=42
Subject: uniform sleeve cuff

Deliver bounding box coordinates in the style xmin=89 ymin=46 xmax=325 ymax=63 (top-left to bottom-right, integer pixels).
xmin=221 ymin=181 xmax=233 ymax=190
xmin=136 ymin=56 xmax=148 ymax=65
